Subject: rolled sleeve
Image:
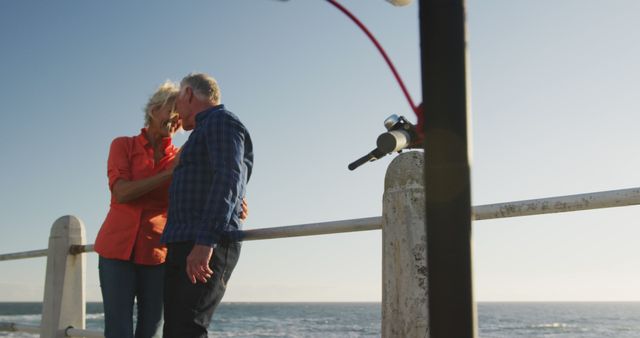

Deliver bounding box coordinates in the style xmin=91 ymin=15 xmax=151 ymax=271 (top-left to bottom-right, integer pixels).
xmin=107 ymin=137 xmax=132 ymax=191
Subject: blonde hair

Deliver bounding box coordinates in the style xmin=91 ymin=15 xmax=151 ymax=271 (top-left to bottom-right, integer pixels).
xmin=180 ymin=73 xmax=221 ymax=105
xmin=144 ymin=80 xmax=179 ymax=126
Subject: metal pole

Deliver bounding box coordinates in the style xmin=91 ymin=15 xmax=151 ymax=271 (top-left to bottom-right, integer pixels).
xmin=0 ymin=249 xmax=48 ymax=261
xmin=242 ymin=217 xmax=381 ymax=241
xmin=420 ymin=0 xmax=476 ymax=337
xmin=473 ymin=187 xmax=640 ymax=220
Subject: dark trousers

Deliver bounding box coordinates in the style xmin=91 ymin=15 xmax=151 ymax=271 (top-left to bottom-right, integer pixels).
xmin=162 ymin=241 xmax=241 ymax=338
xmin=98 ymin=256 xmax=164 ymax=338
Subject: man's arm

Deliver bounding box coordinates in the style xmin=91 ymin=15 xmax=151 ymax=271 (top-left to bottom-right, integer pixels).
xmin=195 ymin=114 xmax=246 ymax=246
xmin=186 ymin=113 xmax=246 ymax=284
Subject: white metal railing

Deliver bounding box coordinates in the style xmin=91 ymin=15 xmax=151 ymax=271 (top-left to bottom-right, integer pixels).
xmin=243 ymin=216 xmax=382 ymax=240
xmin=3 ymin=187 xmax=639 ymax=261
xmin=1 ymin=153 xmax=640 ymax=336
xmin=473 ymin=187 xmax=640 ymax=220
xmin=0 ymin=248 xmax=48 ymax=261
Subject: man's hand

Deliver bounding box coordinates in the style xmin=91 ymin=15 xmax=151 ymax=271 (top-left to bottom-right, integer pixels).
xmin=240 ymin=197 xmax=249 ymax=220
xmin=186 ymin=244 xmax=214 ymax=284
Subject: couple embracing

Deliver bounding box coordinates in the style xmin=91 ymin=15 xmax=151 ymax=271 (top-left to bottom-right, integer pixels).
xmin=94 ymin=72 xmax=254 ymax=338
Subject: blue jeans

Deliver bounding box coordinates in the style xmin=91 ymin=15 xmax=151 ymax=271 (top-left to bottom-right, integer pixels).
xmin=98 ymin=256 xmax=164 ymax=338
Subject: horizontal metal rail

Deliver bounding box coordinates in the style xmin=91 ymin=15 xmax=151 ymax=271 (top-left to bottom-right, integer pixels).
xmin=0 ymin=248 xmax=48 ymax=261
xmin=63 ymin=218 xmax=383 ymax=254
xmin=0 ymin=322 xmax=104 ymax=337
xmin=2 ymin=187 xmax=640 ymax=262
xmin=473 ymin=187 xmax=640 ymax=220
xmin=70 ymin=244 xmax=94 ymax=255
xmin=242 ymin=216 xmax=382 ymax=241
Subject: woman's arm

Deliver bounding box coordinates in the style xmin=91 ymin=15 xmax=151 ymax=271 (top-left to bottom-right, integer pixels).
xmin=112 ymin=169 xmax=173 ymax=203
xmin=112 ymin=149 xmax=181 ymax=203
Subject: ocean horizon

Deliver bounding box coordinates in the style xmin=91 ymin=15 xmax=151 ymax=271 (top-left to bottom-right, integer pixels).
xmin=2 ymin=301 xmax=640 ymax=337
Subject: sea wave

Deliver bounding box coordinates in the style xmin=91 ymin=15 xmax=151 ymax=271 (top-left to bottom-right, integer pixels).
xmin=0 ymin=333 xmax=37 ymax=338
xmin=0 ymin=314 xmax=40 ymax=324
xmin=86 ymin=313 xmax=104 ymax=320
xmin=3 ymin=302 xmax=640 ymax=338
xmin=530 ymin=322 xmax=574 ymax=329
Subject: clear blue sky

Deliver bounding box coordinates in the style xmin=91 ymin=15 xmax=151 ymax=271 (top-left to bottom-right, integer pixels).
xmin=1 ymin=0 xmax=639 ymax=302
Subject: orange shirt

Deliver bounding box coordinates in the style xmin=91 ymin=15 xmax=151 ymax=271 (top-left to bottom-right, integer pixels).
xmin=94 ymin=129 xmax=179 ymax=265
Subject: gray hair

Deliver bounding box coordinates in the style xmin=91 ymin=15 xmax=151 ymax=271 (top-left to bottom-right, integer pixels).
xmin=180 ymin=73 xmax=221 ymax=105
xmin=144 ymin=80 xmax=179 ymax=126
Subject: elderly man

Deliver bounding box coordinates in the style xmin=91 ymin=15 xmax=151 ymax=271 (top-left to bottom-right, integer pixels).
xmin=161 ymin=73 xmax=253 ymax=338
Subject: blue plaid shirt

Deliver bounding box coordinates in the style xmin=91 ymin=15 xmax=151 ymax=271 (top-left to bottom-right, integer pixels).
xmin=161 ymin=105 xmax=253 ymax=246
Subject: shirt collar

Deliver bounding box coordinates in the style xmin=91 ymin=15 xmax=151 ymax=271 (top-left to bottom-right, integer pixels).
xmin=195 ymin=104 xmax=225 ymax=125
xmin=136 ymin=128 xmax=174 ymax=152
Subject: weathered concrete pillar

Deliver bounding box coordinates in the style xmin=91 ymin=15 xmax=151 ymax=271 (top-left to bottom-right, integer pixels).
xmin=382 ymin=151 xmax=428 ymax=338
xmin=41 ymin=215 xmax=86 ymax=338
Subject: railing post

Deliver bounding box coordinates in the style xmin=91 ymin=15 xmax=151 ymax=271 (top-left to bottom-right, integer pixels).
xmin=41 ymin=215 xmax=86 ymax=338
xmin=382 ymin=151 xmax=428 ymax=337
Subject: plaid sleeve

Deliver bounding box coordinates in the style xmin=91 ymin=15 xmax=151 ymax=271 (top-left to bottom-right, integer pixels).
xmin=195 ymin=114 xmax=246 ymax=246
xmin=106 ymin=137 xmax=132 ymax=192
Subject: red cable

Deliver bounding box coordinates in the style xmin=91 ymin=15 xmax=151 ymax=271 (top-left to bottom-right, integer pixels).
xmin=326 ymin=0 xmax=418 ymax=115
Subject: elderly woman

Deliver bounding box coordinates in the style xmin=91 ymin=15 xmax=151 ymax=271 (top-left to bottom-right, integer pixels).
xmin=94 ymin=81 xmax=246 ymax=338
xmin=94 ymin=81 xmax=181 ymax=338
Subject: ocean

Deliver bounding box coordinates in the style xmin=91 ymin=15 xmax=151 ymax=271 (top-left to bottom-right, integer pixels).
xmin=1 ymin=302 xmax=640 ymax=337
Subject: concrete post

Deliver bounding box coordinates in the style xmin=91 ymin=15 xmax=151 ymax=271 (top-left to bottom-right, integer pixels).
xmin=41 ymin=215 xmax=86 ymax=338
xmin=382 ymin=151 xmax=428 ymax=338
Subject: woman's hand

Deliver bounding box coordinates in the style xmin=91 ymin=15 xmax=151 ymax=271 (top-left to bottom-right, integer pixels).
xmin=170 ymin=148 xmax=182 ymax=172
xmin=240 ymin=197 xmax=249 ymax=220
